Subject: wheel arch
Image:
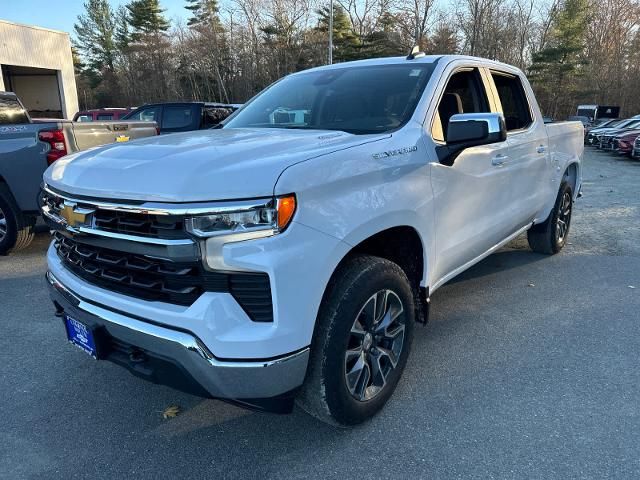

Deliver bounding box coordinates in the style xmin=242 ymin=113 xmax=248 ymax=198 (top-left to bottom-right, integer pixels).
xmin=321 ymin=225 xmax=429 ymax=324
xmin=564 ymin=162 xmax=580 ymax=199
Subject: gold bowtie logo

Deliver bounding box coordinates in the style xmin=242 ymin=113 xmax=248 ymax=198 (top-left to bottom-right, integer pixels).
xmin=60 ymin=203 xmax=93 ymax=228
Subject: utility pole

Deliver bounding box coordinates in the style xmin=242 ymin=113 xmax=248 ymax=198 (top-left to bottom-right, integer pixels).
xmin=328 ymin=0 xmax=333 ymax=64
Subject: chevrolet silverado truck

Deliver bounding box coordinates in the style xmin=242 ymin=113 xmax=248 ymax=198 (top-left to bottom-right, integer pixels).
xmin=0 ymin=91 xmax=158 ymax=254
xmin=41 ymin=54 xmax=583 ymax=426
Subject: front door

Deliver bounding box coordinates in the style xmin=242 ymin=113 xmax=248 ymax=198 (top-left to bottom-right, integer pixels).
xmin=429 ymin=67 xmax=518 ymax=286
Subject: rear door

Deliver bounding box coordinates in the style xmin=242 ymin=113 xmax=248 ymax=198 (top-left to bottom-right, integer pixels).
xmin=429 ymin=66 xmax=515 ymax=285
xmin=487 ymin=70 xmax=550 ymax=223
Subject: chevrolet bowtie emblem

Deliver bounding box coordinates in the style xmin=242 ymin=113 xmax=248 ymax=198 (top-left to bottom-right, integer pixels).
xmin=60 ymin=202 xmax=94 ymax=228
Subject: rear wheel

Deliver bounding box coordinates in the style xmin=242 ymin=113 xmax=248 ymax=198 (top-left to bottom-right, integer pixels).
xmin=0 ymin=187 xmax=35 ymax=255
xmin=527 ymin=181 xmax=573 ymax=255
xmin=297 ymin=255 xmax=414 ymax=426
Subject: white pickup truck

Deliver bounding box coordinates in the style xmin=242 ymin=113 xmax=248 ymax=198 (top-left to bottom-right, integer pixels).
xmin=41 ymin=54 xmax=583 ymax=426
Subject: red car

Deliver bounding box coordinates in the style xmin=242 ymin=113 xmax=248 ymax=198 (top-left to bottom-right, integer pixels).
xmin=613 ymin=130 xmax=640 ymax=156
xmin=72 ymin=108 xmax=132 ymax=122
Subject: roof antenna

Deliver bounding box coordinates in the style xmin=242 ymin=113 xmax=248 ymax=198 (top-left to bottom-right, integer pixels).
xmin=407 ymin=45 xmax=426 ymax=60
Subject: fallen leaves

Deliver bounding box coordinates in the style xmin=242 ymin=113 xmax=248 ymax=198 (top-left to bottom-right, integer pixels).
xmin=162 ymin=405 xmax=181 ymax=419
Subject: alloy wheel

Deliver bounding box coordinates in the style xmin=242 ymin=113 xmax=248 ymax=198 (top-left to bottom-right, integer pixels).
xmin=556 ymin=191 xmax=572 ymax=244
xmin=344 ymin=289 xmax=406 ymax=402
xmin=0 ymin=206 xmax=6 ymax=243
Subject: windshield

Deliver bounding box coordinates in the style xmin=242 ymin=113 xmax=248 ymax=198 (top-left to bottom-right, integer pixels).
xmin=224 ymin=64 xmax=435 ymax=135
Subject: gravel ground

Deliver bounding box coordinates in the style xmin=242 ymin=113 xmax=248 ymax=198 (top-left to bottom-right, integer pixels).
xmin=0 ymin=149 xmax=638 ymax=479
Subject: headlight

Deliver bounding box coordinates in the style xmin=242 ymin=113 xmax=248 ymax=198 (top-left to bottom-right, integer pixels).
xmin=185 ymin=194 xmax=296 ymax=238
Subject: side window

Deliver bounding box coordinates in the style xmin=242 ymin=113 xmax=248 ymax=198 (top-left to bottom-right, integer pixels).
xmin=97 ymin=114 xmax=113 ymax=120
xmin=0 ymin=96 xmax=29 ymax=125
xmin=432 ymin=69 xmax=490 ymax=142
xmin=491 ymin=72 xmax=533 ymax=131
xmin=128 ymin=107 xmax=159 ymax=122
xmin=162 ymin=106 xmax=194 ymax=130
xmin=202 ymin=107 xmax=235 ymax=127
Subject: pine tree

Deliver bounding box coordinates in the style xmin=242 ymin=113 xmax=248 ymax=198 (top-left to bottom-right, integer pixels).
xmin=315 ymin=4 xmax=360 ymax=62
xmin=528 ymin=0 xmax=589 ymax=118
xmin=361 ymin=12 xmax=404 ymax=59
xmin=74 ymin=0 xmax=118 ymax=73
xmin=126 ymin=0 xmax=169 ymax=38
xmin=428 ymin=21 xmax=458 ymax=54
xmin=185 ymin=0 xmax=220 ymax=28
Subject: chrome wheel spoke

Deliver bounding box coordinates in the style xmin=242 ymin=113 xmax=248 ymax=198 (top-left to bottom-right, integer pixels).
xmin=346 ymin=353 xmax=371 ymax=400
xmin=350 ymin=318 xmax=367 ymax=339
xmin=373 ymin=290 xmax=387 ymax=323
xmin=0 ymin=210 xmax=5 ymax=240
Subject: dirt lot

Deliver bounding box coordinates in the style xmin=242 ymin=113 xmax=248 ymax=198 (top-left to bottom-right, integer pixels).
xmin=1 ymin=149 xmax=638 ymax=479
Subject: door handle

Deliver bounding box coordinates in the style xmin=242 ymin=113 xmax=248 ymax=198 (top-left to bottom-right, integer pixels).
xmin=537 ymin=145 xmax=547 ymax=153
xmin=492 ymin=154 xmax=509 ymax=166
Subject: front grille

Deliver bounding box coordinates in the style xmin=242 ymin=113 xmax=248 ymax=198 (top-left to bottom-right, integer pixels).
xmin=93 ymin=210 xmax=185 ymax=239
xmin=54 ymin=234 xmax=273 ymax=321
xmin=613 ymin=139 xmax=619 ymax=150
xmin=634 ymin=137 xmax=640 ymax=148
xmin=41 ymin=189 xmax=186 ymax=240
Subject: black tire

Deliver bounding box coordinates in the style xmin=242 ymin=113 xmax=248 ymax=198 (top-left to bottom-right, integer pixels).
xmin=527 ymin=181 xmax=573 ymax=255
xmin=297 ymin=254 xmax=415 ymax=426
xmin=0 ymin=185 xmax=36 ymax=255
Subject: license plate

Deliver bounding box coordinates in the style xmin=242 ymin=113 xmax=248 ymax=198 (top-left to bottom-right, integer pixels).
xmin=64 ymin=316 xmax=97 ymax=358
xmin=116 ymin=135 xmax=130 ymax=142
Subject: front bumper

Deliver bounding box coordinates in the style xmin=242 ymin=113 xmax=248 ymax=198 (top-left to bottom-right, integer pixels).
xmin=47 ymin=270 xmax=309 ymax=411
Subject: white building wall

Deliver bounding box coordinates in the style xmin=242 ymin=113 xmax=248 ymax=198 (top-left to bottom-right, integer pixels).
xmin=0 ymin=20 xmax=78 ymax=118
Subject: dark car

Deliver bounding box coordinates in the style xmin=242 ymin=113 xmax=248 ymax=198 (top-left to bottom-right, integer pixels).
xmin=122 ymin=102 xmax=241 ymax=134
xmin=612 ymin=130 xmax=640 ymax=156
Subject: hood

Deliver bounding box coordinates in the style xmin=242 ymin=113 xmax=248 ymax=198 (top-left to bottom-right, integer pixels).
xmin=616 ymin=129 xmax=640 ymax=139
xmin=45 ymin=128 xmax=387 ymax=202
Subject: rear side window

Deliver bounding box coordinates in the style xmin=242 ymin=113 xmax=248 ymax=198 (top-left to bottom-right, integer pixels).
xmin=162 ymin=106 xmax=193 ymax=130
xmin=0 ymin=96 xmax=29 ymax=125
xmin=491 ymin=72 xmax=533 ymax=131
xmin=203 ymin=107 xmax=235 ymax=127
xmin=126 ymin=107 xmax=160 ymax=122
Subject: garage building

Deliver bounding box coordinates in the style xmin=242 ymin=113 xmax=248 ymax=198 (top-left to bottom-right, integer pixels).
xmin=0 ymin=20 xmax=78 ymax=119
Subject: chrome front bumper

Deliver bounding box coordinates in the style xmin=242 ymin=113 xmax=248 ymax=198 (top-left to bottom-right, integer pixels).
xmin=46 ymin=271 xmax=309 ymax=406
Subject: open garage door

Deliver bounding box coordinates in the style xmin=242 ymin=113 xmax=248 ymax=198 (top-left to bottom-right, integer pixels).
xmin=1 ymin=65 xmax=63 ymax=119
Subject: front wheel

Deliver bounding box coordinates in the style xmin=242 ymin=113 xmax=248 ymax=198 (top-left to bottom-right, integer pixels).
xmin=297 ymin=255 xmax=414 ymax=426
xmin=527 ymin=181 xmax=573 ymax=255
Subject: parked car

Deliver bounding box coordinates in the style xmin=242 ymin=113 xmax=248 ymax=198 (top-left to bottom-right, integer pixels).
xmin=584 ymin=117 xmax=619 ymax=142
xmin=122 ymin=102 xmax=241 ymax=134
xmin=633 ymin=136 xmax=640 ymax=159
xmin=73 ymin=108 xmax=132 ymax=122
xmin=586 ymin=118 xmax=633 ymax=145
xmin=0 ymin=91 xmax=158 ymax=254
xmin=612 ymin=130 xmax=640 ymax=156
xmin=597 ymin=119 xmax=640 ymax=149
xmin=41 ymin=54 xmax=583 ymax=426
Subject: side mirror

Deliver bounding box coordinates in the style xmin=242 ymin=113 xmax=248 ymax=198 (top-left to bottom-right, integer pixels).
xmin=436 ymin=113 xmax=507 ymax=166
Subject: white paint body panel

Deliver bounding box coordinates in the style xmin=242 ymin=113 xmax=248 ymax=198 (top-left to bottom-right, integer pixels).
xmin=45 ymin=55 xmax=583 ymax=360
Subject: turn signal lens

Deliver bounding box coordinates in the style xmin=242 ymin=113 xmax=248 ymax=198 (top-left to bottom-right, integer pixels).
xmin=277 ymin=195 xmax=296 ymax=230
